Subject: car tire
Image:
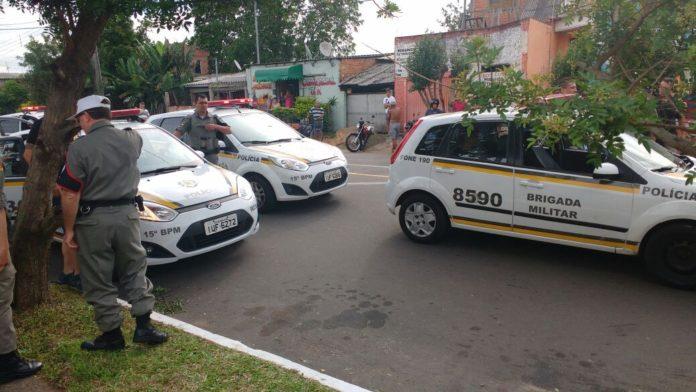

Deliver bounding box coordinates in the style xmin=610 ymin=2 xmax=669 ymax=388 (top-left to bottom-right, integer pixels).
xmin=643 ymin=222 xmax=696 ymax=290
xmin=399 ymin=193 xmax=449 ymax=244
xmin=246 ymin=174 xmax=277 ymax=213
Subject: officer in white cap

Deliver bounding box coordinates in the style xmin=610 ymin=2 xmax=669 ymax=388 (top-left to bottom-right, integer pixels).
xmin=57 ymin=95 xmax=168 ymax=350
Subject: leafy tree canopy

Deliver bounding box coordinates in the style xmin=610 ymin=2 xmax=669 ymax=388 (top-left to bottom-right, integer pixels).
xmin=0 ymin=80 xmax=29 ymax=114
xmin=192 ymin=0 xmax=362 ymax=71
xmin=406 ymin=37 xmax=448 ymax=106
xmin=439 ymin=0 xmax=470 ymax=32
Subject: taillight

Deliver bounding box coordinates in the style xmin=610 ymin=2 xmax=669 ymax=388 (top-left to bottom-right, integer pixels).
xmin=390 ymin=119 xmax=422 ymax=164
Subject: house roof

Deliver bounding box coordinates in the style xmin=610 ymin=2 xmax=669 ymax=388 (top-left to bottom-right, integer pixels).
xmin=184 ymin=72 xmax=246 ymax=89
xmin=340 ymin=61 xmax=394 ymax=89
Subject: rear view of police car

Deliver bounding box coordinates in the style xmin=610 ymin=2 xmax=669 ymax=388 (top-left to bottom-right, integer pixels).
xmin=387 ymin=111 xmax=696 ymax=289
xmin=113 ymin=122 xmax=259 ymax=264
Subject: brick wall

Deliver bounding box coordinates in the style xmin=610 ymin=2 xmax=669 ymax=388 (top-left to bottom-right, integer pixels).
xmin=192 ymin=48 xmax=210 ymax=75
xmin=340 ymin=58 xmax=378 ymax=82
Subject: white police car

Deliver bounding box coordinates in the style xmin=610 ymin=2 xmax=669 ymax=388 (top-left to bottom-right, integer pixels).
xmin=386 ymin=111 xmax=696 ymax=288
xmin=148 ymin=103 xmax=348 ymax=211
xmin=1 ymin=121 xmax=259 ymax=265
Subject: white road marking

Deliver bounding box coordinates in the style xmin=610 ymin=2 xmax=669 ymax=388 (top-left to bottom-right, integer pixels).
xmin=348 ymin=163 xmax=389 ymax=169
xmin=348 ymin=182 xmax=387 ymax=186
xmin=117 ymin=299 xmax=371 ymax=392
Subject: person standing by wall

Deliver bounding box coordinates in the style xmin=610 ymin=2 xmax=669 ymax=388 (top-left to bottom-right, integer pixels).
xmin=174 ymin=95 xmax=231 ymax=164
xmin=308 ymin=101 xmax=325 ymax=140
xmin=387 ymin=101 xmax=402 ymax=153
xmin=58 ymin=95 xmax=168 ymax=351
xmin=425 ymin=99 xmax=443 ymax=116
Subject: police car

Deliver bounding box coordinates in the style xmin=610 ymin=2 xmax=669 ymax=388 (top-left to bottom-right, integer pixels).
xmin=148 ymin=102 xmax=348 ymax=211
xmin=386 ymin=110 xmax=696 ymax=288
xmin=0 ymin=105 xmax=44 ymax=137
xmin=1 ymin=117 xmax=260 ymax=265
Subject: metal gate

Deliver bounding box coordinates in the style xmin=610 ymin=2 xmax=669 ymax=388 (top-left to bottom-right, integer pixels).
xmin=347 ymin=93 xmax=387 ymax=133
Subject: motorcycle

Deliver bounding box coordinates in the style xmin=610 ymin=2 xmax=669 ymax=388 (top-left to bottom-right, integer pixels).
xmin=345 ymin=119 xmax=374 ymax=152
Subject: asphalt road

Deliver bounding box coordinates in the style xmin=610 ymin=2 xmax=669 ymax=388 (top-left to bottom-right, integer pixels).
xmin=142 ymin=146 xmax=696 ymax=392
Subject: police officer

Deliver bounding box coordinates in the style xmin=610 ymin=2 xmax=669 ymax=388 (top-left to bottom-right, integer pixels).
xmin=0 ymin=165 xmax=42 ymax=382
xmin=58 ymin=95 xmax=167 ymax=351
xmin=425 ymin=99 xmax=443 ymax=116
xmin=174 ymin=95 xmax=231 ymax=164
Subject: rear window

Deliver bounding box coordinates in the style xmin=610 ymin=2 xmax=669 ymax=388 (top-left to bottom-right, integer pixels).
xmin=415 ymin=125 xmax=448 ymax=156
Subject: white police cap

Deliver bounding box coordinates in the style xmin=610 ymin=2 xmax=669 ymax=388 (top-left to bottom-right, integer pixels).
xmin=69 ymin=95 xmax=111 ymax=120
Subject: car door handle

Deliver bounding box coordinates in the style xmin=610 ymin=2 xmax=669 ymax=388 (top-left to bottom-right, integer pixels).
xmin=520 ymin=180 xmax=544 ymax=189
xmin=435 ymin=167 xmax=455 ymax=175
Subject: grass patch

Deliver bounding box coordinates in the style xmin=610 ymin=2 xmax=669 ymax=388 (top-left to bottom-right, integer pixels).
xmin=15 ymin=286 xmax=332 ymax=392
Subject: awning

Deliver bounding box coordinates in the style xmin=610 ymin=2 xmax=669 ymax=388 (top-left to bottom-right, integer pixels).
xmin=255 ymin=64 xmax=303 ymax=82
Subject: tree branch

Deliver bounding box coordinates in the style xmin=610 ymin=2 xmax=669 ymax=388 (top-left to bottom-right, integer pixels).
xmin=627 ymin=58 xmax=671 ymax=93
xmin=593 ymin=0 xmax=666 ymax=71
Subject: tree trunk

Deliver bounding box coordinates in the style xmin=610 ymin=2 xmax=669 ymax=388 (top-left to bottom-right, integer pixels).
xmin=13 ymin=15 xmax=109 ymax=311
xmin=649 ymin=126 xmax=696 ymax=157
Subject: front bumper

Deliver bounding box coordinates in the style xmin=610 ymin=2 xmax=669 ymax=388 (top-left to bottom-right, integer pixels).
xmin=274 ymin=159 xmax=348 ymax=201
xmin=141 ymin=195 xmax=259 ymax=265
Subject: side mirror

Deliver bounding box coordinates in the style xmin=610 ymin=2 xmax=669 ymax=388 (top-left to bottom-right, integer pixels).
xmin=593 ymin=162 xmax=619 ymax=180
xmin=195 ymin=150 xmax=205 ymax=158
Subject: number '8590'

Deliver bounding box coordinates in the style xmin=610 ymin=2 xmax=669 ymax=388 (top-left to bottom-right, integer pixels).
xmin=453 ymin=188 xmax=503 ymax=207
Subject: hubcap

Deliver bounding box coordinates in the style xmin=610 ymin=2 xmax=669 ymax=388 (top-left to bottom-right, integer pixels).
xmin=251 ymin=181 xmax=266 ymax=207
xmin=665 ymin=240 xmax=696 ymax=273
xmin=404 ymin=202 xmax=437 ymax=238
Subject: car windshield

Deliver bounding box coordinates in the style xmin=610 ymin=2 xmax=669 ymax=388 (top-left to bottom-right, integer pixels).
xmin=621 ymin=133 xmax=686 ymax=171
xmin=218 ymin=112 xmax=301 ymax=144
xmin=137 ymin=128 xmax=203 ymax=174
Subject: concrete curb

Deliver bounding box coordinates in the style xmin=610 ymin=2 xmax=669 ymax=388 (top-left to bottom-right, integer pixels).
xmin=117 ymin=300 xmax=371 ymax=392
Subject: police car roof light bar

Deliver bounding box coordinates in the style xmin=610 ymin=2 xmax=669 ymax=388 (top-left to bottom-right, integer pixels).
xmin=21 ymin=105 xmax=46 ymax=112
xmin=111 ymin=108 xmax=145 ymax=122
xmin=390 ymin=119 xmax=422 ymax=164
xmin=208 ymin=98 xmax=254 ymax=108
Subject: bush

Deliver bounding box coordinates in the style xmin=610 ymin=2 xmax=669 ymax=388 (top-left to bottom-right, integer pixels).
xmin=270 ymin=107 xmax=298 ymax=123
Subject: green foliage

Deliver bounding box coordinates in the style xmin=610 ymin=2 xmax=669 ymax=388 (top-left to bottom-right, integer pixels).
xmin=439 ymin=1 xmax=470 ymax=31
xmin=0 ymin=80 xmax=29 ymax=114
xmin=106 ymin=41 xmax=193 ymax=113
xmin=270 ymin=107 xmax=299 ymax=123
xmin=192 ymin=0 xmax=362 ymax=71
xmin=19 ymin=35 xmax=61 ymax=104
xmin=407 ymin=37 xmax=448 ymax=92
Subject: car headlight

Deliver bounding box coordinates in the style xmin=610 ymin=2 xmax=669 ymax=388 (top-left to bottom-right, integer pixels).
xmin=139 ymin=201 xmax=178 ymax=222
xmin=237 ymin=177 xmax=254 ymax=200
xmin=270 ymin=156 xmax=309 ymax=171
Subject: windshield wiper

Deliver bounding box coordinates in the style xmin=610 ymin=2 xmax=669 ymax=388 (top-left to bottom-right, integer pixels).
xmin=141 ymin=164 xmax=197 ymax=175
xmin=652 ymin=166 xmax=677 ymax=173
xmin=266 ymin=138 xmax=296 ymax=144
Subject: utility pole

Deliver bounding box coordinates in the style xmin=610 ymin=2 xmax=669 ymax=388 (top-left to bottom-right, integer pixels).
xmin=91 ymin=49 xmax=104 ymax=95
xmin=254 ymin=0 xmax=261 ymax=64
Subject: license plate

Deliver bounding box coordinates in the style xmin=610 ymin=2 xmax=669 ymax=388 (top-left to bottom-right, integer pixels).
xmin=204 ymin=213 xmax=238 ymax=236
xmin=324 ymin=169 xmax=342 ymax=182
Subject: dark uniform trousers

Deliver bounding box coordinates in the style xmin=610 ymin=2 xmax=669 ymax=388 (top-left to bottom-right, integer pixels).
xmin=0 ymin=259 xmax=16 ymax=354
xmin=76 ymin=205 xmax=155 ymax=332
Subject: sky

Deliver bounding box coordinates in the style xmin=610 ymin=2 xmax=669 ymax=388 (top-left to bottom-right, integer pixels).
xmin=0 ymin=0 xmax=460 ymax=72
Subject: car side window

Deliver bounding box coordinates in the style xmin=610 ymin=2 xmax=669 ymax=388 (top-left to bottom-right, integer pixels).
xmin=521 ymin=129 xmax=593 ymax=175
xmin=0 ymin=119 xmax=18 ymax=134
xmin=159 ymin=117 xmax=184 ymax=133
xmin=442 ymin=122 xmax=509 ymax=164
xmin=0 ymin=139 xmax=28 ymax=178
xmin=415 ymin=124 xmax=448 ymax=156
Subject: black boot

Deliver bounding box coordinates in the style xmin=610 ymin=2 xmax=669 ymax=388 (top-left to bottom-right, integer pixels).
xmin=80 ymin=328 xmax=125 ymax=351
xmin=0 ymin=351 xmax=42 ymax=383
xmin=133 ymin=313 xmax=168 ymax=345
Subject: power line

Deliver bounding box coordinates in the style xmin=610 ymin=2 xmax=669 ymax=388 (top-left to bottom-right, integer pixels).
xmin=0 ymin=26 xmax=43 ymax=31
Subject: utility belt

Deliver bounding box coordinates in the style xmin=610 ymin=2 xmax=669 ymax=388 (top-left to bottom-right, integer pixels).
xmin=79 ymin=195 xmax=144 ymax=216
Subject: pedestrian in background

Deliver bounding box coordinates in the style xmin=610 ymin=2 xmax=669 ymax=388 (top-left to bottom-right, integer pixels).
xmin=58 ymin=95 xmax=168 ymax=351
xmin=137 ymin=102 xmax=150 ymax=122
xmin=284 ymin=91 xmax=294 ymax=108
xmin=0 ymin=163 xmax=42 ymax=382
xmin=387 ymin=102 xmax=402 ymax=153
xmin=308 ymin=101 xmax=325 ymax=140
xmin=174 ymin=95 xmax=231 ymax=164
xmin=425 ymin=99 xmax=443 ymax=116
